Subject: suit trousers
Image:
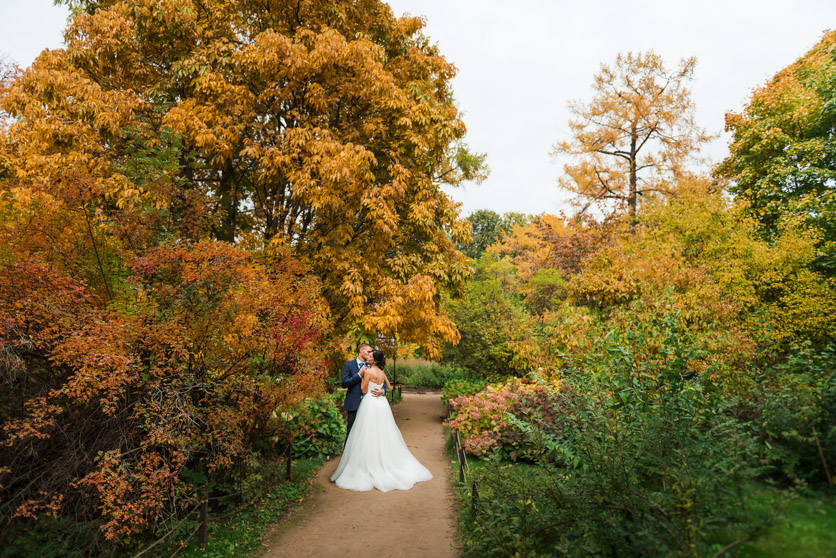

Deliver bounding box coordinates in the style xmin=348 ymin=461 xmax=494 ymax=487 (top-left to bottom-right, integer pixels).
xmin=345 ymin=409 xmax=358 ymax=444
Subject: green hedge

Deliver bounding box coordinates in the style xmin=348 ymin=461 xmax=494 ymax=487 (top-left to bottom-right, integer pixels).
xmin=393 ymin=362 xmax=478 ymax=388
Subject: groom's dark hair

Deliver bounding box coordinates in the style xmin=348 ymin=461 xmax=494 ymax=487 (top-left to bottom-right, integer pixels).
xmin=372 ymin=350 xmax=386 ymax=368
xmin=356 ymin=342 xmax=372 ymax=354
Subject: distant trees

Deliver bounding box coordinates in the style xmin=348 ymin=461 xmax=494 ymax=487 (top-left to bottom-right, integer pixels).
xmin=458 ymin=210 xmax=528 ymax=259
xmin=553 ymin=51 xmax=712 ymax=219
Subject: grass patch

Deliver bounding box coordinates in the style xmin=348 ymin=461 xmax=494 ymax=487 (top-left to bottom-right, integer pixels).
xmin=712 ymin=486 xmax=836 ymax=558
xmin=387 ymin=387 xmax=403 ymax=405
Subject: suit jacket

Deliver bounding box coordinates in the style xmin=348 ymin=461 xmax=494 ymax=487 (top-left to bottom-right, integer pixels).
xmin=341 ymin=359 xmax=365 ymax=411
xmin=341 ymin=359 xmax=387 ymax=411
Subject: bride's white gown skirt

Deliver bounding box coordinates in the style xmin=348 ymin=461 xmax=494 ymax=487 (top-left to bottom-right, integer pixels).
xmin=330 ymin=383 xmax=433 ymax=492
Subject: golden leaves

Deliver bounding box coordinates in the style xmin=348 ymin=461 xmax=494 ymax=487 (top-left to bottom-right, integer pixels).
xmin=0 ymin=0 xmax=482 ymax=359
xmin=553 ymin=51 xmax=713 ymax=218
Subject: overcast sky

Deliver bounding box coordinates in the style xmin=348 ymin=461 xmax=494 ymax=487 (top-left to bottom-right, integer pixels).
xmin=2 ymin=0 xmax=835 ymax=216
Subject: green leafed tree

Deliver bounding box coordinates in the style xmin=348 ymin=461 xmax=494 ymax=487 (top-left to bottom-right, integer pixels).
xmin=718 ymin=30 xmax=836 ymax=275
xmin=443 ymin=255 xmax=529 ymax=379
xmin=458 ymin=209 xmax=529 ymax=259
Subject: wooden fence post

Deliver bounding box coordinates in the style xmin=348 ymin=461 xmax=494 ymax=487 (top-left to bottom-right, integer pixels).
xmin=471 ymin=480 xmax=479 ymax=520
xmin=285 ymin=442 xmax=292 ymax=480
xmin=199 ymin=491 xmax=208 ymax=548
xmin=813 ymin=427 xmax=834 ymax=485
xmin=454 ymin=430 xmax=465 ymax=485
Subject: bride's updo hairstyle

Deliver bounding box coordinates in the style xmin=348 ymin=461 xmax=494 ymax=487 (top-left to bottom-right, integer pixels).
xmin=372 ymin=349 xmax=386 ymax=369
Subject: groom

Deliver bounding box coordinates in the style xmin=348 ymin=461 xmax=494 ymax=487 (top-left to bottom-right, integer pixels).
xmin=342 ymin=343 xmax=385 ymax=440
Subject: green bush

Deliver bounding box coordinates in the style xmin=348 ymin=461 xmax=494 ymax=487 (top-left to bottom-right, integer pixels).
xmin=500 ymin=386 xmax=572 ymax=462
xmin=460 ymin=314 xmax=762 ymax=557
xmin=286 ymin=392 xmax=346 ymax=460
xmin=441 ymin=378 xmax=488 ymax=405
xmin=395 ymin=362 xmax=475 ymax=388
xmin=0 ymin=517 xmax=104 ymax=558
xmin=745 ymin=343 xmax=836 ymax=485
xmin=441 ymin=255 xmax=528 ymax=380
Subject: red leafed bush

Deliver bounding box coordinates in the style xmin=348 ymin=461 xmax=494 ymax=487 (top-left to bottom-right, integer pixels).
xmin=0 ymin=176 xmax=330 ymax=544
xmin=445 ymin=378 xmax=547 ymax=456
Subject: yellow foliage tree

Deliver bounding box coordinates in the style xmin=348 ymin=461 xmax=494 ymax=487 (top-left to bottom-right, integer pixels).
xmin=1 ymin=0 xmax=487 ymax=356
xmin=553 ymin=51 xmax=712 ymax=219
xmin=569 ymin=178 xmax=836 ymax=372
xmin=488 ymin=214 xmax=570 ymax=280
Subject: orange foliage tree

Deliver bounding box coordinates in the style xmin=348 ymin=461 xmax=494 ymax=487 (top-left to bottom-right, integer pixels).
xmin=553 ymin=51 xmax=712 ymax=219
xmin=0 ymin=1 xmax=485 ymax=545
xmin=2 ymin=0 xmax=485 ymax=356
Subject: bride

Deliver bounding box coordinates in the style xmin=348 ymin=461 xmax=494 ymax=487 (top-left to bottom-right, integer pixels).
xmin=330 ymin=350 xmax=433 ymax=492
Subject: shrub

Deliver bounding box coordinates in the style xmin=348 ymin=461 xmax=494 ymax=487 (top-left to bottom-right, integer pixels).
xmin=441 ymin=379 xmax=488 ymax=405
xmin=460 ymin=461 xmax=564 ymax=558
xmin=460 ymin=314 xmax=762 ymax=557
xmin=744 ymin=343 xmax=836 ymax=485
xmin=285 ymin=392 xmax=346 ymax=461
xmin=395 ymin=362 xmax=474 ymax=388
xmin=446 ymin=378 xmax=546 ymax=456
xmin=0 ymin=236 xmax=330 ymax=548
xmin=499 ymin=385 xmax=574 ymax=462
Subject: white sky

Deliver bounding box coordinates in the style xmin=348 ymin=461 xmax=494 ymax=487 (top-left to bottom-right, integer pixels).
xmin=2 ymin=0 xmax=835 ymax=217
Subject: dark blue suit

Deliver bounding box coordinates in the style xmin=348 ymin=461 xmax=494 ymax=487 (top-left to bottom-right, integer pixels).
xmin=342 ymin=359 xmax=365 ymax=439
xmin=342 ymin=359 xmax=386 ymax=440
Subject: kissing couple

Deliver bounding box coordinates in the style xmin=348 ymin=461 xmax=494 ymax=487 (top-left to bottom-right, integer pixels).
xmin=330 ymin=343 xmax=433 ymax=492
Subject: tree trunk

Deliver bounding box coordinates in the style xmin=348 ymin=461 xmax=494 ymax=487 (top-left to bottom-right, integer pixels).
xmin=628 ymin=124 xmax=638 ymax=223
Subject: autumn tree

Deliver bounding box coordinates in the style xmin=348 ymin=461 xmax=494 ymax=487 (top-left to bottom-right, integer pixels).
xmin=553 ymin=51 xmax=712 ymax=219
xmin=488 ymin=214 xmax=574 ymax=279
xmin=2 ymin=0 xmax=487 ymax=357
xmin=718 ymin=30 xmax=836 ymax=274
xmin=0 ymin=0 xmax=488 ymax=548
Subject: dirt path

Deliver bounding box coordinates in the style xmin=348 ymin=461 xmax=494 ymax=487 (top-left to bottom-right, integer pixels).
xmin=257 ymin=393 xmax=459 ymax=558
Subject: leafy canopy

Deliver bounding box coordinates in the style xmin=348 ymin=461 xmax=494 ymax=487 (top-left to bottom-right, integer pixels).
xmin=457 ymin=209 xmax=528 ymax=259
xmin=4 ymin=0 xmax=487 ymax=356
xmin=718 ymin=30 xmax=836 ymax=275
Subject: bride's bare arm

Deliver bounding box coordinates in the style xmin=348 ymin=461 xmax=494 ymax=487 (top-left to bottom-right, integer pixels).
xmin=383 ymin=373 xmax=392 ymax=391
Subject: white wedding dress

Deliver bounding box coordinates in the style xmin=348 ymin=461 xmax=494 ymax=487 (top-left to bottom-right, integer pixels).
xmin=330 ymin=382 xmax=433 ymax=492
